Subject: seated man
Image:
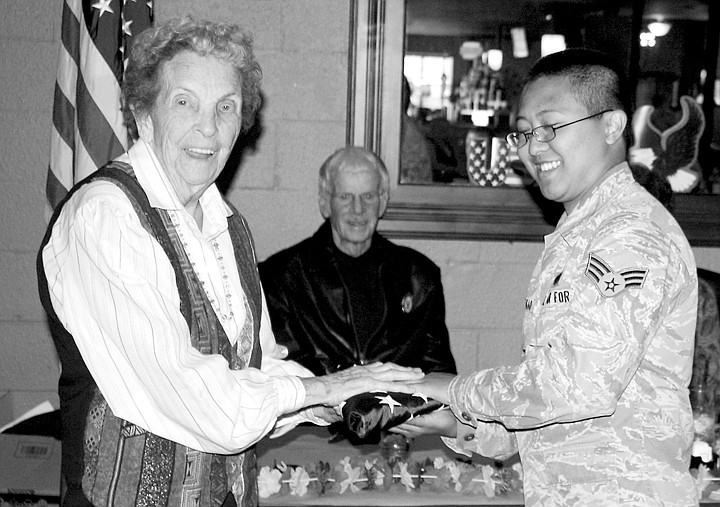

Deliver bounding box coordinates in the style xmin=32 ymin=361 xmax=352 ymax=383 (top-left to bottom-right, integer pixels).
xmin=259 ymin=146 xmax=456 ymax=376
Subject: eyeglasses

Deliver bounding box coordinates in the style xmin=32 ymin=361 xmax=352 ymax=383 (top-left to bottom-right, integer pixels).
xmin=506 ymin=109 xmax=612 ymax=149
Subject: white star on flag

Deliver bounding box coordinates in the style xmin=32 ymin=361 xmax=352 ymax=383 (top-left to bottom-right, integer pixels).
xmin=375 ymin=394 xmax=402 ymax=414
xmin=92 ymin=0 xmax=114 ymax=17
xmin=412 ymin=392 xmax=429 ymax=403
xmin=122 ymin=18 xmax=134 ymax=36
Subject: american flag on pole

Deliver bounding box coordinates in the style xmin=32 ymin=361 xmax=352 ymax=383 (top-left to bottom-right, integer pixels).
xmin=46 ymin=0 xmax=153 ymax=214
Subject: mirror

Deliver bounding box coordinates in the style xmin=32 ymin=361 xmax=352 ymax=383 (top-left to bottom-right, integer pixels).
xmin=401 ymin=0 xmax=718 ymax=191
xmin=348 ymin=0 xmax=720 ymax=244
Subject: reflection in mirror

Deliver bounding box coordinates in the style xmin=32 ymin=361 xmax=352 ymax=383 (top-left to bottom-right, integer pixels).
xmin=400 ymin=0 xmax=719 ymax=197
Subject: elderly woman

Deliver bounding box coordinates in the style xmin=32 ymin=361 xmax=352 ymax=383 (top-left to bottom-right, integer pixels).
xmin=38 ymin=17 xmax=421 ymax=506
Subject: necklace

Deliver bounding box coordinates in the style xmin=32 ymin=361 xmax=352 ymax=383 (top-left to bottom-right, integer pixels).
xmin=170 ymin=211 xmax=234 ymax=322
xmin=210 ymin=239 xmax=235 ymax=321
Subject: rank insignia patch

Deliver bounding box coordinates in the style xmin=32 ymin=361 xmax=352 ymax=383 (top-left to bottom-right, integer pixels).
xmin=585 ymin=253 xmax=648 ymax=298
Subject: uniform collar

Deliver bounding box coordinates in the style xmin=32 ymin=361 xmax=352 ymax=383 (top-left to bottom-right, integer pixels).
xmin=550 ymin=161 xmax=634 ymax=245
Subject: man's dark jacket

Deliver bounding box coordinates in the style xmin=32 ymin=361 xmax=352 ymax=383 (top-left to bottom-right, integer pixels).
xmin=258 ymin=221 xmax=456 ymax=375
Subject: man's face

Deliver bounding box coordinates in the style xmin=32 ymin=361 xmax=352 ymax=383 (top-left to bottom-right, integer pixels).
xmin=515 ymin=75 xmax=612 ymax=214
xmin=321 ymin=164 xmax=388 ymax=257
xmin=135 ymin=51 xmax=243 ymax=205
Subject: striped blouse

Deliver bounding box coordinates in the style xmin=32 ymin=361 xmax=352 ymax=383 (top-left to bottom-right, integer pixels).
xmin=41 ymin=140 xmax=314 ymax=454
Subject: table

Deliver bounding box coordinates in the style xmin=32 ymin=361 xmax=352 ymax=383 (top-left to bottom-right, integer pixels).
xmin=256 ymin=425 xmax=524 ymax=506
xmin=257 ymin=426 xmax=720 ymax=506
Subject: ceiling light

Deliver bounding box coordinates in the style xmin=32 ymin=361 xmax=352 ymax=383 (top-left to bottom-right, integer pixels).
xmin=510 ymin=27 xmax=529 ymax=59
xmin=460 ymin=41 xmax=483 ymax=60
xmin=487 ymin=49 xmax=503 ymax=71
xmin=647 ymin=21 xmax=671 ymax=37
xmin=541 ymin=34 xmax=566 ymax=57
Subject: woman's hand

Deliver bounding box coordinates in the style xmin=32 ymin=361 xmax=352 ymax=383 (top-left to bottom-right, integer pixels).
xmin=389 ymin=409 xmax=458 ymax=438
xmin=300 ymin=362 xmax=424 ymax=408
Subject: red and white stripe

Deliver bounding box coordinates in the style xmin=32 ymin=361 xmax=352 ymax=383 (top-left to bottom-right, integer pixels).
xmin=46 ymin=0 xmax=153 ymax=216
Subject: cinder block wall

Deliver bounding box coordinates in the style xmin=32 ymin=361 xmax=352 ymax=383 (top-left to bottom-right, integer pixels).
xmin=1 ymin=0 xmax=718 ymax=427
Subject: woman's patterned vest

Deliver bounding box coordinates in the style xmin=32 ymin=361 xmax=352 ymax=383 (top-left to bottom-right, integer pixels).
xmin=38 ymin=162 xmax=263 ymax=506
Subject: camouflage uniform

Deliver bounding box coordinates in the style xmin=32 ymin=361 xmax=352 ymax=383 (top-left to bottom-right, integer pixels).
xmin=448 ymin=163 xmax=699 ymax=506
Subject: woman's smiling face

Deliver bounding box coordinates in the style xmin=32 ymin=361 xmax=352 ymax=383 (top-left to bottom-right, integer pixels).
xmin=135 ymin=50 xmax=243 ymax=205
xmin=515 ymin=75 xmax=613 ymax=214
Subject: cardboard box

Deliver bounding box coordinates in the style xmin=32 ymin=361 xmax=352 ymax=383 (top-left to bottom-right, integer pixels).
xmin=0 ymin=434 xmax=61 ymax=507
